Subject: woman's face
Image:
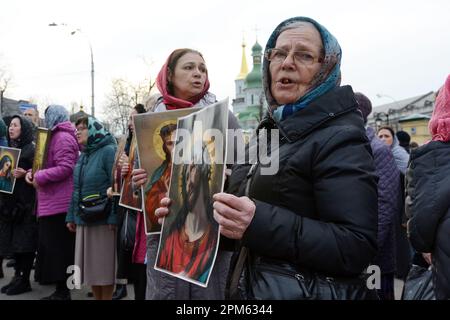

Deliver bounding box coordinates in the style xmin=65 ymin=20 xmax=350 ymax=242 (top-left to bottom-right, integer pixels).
xmin=76 ymin=123 xmax=89 ymax=146
xmin=270 ymin=23 xmax=323 ymax=105
xmin=8 ymin=118 xmax=22 ymax=140
xmin=169 ymin=52 xmax=207 ymax=101
xmin=2 ymin=160 xmax=11 ymax=172
xmin=378 ymin=129 xmax=393 ymax=146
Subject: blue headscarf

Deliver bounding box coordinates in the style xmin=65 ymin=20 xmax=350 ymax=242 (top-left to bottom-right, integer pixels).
xmin=263 ymin=17 xmax=342 ymax=121
xmin=86 ymin=116 xmax=112 ymax=153
xmin=45 ymin=105 xmax=69 ymax=129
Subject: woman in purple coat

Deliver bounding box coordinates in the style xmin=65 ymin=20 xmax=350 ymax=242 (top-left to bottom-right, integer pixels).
xmin=26 ymin=105 xmax=80 ymax=300
xmin=355 ymin=92 xmax=402 ymax=300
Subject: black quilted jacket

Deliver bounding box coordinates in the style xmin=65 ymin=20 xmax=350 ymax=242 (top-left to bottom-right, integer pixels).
xmin=232 ymin=86 xmax=378 ymax=277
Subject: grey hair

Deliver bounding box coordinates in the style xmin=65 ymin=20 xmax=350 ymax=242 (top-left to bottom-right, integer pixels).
xmin=278 ymin=21 xmax=324 ymax=57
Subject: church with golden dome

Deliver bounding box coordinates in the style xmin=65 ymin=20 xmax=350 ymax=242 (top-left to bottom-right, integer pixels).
xmin=232 ymin=39 xmax=266 ymax=129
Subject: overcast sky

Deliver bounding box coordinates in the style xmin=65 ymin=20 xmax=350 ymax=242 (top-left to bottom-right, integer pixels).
xmin=1 ymin=0 xmax=449 ymax=120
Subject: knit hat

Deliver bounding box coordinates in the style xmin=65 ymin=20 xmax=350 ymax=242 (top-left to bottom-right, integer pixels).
xmin=429 ymin=74 xmax=450 ymax=141
xmin=396 ymin=131 xmax=411 ymax=145
xmin=354 ymin=92 xmax=372 ymax=123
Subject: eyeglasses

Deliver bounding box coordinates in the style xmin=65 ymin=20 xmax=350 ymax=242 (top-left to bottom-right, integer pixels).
xmin=76 ymin=127 xmax=87 ymax=134
xmin=265 ymin=48 xmax=323 ymax=66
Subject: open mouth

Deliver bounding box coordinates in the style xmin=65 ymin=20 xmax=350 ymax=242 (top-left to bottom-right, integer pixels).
xmin=281 ymin=78 xmax=295 ymax=85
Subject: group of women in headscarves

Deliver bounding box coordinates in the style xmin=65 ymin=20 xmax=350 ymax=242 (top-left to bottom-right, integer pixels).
xmin=0 ymin=14 xmax=447 ymax=300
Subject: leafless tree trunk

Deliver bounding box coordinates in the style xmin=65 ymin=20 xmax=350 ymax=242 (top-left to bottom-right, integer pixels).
xmin=0 ymin=63 xmax=12 ymax=115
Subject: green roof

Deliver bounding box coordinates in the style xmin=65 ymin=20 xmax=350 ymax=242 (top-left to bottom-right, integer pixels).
xmin=245 ymin=66 xmax=262 ymax=88
xmin=245 ymin=40 xmax=263 ymax=89
xmin=398 ymin=113 xmax=431 ymax=122
xmin=236 ymin=105 xmax=261 ymax=121
xmin=251 ymin=41 xmax=262 ymax=56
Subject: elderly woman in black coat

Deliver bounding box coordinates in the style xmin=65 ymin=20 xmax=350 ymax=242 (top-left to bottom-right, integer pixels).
xmin=0 ymin=115 xmax=37 ymax=296
xmin=215 ymin=17 xmax=378 ymax=300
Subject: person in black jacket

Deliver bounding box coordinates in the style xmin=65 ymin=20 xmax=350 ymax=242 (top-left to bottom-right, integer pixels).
xmin=112 ymin=103 xmax=146 ymax=300
xmin=0 ymin=115 xmax=37 ymax=296
xmin=406 ymin=75 xmax=450 ymax=299
xmin=209 ymin=17 xmax=378 ymax=299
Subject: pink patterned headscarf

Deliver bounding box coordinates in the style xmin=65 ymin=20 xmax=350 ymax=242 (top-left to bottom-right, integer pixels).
xmin=156 ymin=49 xmax=210 ymax=110
xmin=429 ymin=75 xmax=450 ymax=141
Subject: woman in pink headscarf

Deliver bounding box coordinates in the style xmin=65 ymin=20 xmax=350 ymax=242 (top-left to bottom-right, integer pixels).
xmin=131 ymin=48 xmax=239 ymax=300
xmin=405 ymin=75 xmax=450 ymax=300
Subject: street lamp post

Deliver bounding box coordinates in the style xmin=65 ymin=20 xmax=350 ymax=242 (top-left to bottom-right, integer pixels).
xmin=376 ymin=93 xmax=400 ymax=131
xmin=374 ymin=112 xmax=390 ymax=130
xmin=49 ymin=23 xmax=95 ymax=117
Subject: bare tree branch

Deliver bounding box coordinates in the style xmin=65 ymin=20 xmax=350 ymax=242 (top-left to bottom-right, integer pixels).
xmin=0 ymin=68 xmax=12 ymax=92
xmin=103 ymin=78 xmax=151 ymax=135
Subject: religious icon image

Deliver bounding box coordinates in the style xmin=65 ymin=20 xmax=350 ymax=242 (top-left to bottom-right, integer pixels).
xmin=111 ymin=135 xmax=127 ymax=196
xmin=32 ymin=127 xmax=51 ymax=174
xmin=0 ymin=146 xmax=22 ymax=194
xmin=133 ymin=108 xmax=199 ymax=234
xmin=119 ymin=135 xmax=143 ymax=211
xmin=155 ymin=99 xmax=229 ymax=287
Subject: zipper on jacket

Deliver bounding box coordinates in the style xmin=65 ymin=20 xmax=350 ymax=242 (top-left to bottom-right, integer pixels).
xmin=325 ymin=277 xmax=338 ymax=299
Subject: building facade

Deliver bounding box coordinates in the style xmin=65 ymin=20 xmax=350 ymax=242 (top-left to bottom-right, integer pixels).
xmin=368 ymin=91 xmax=435 ymax=130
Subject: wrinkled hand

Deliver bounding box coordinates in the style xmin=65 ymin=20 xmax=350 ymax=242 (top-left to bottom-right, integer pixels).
xmin=422 ymin=253 xmax=432 ymax=265
xmin=154 ymin=197 xmax=172 ymax=225
xmin=213 ymin=193 xmax=255 ymax=240
xmin=132 ymin=168 xmax=148 ymax=189
xmin=106 ymin=187 xmax=113 ymax=199
xmin=66 ymin=223 xmax=76 ymax=233
xmin=13 ymin=167 xmax=27 ymax=179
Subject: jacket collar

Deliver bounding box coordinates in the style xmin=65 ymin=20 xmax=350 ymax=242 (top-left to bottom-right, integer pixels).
xmin=268 ymin=86 xmax=358 ymax=142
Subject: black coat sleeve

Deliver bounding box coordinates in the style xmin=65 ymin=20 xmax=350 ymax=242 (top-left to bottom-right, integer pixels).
xmin=242 ymin=127 xmax=378 ymax=276
xmin=408 ymin=151 xmax=450 ymax=253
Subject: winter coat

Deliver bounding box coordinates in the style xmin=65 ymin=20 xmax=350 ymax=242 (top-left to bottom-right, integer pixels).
xmin=232 ymin=86 xmax=378 ymax=278
xmin=34 ymin=121 xmax=79 ymax=217
xmin=406 ymin=140 xmax=450 ymax=299
xmin=66 ymin=134 xmax=117 ymax=226
xmin=391 ymin=135 xmax=409 ymax=175
xmin=144 ymin=92 xmax=241 ymax=299
xmin=366 ymin=126 xmax=401 ymax=274
xmin=0 ymin=115 xmax=37 ymax=255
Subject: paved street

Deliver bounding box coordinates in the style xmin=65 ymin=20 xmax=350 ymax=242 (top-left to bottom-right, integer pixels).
xmin=0 ymin=259 xmax=134 ymax=300
xmin=0 ymin=259 xmax=405 ymax=300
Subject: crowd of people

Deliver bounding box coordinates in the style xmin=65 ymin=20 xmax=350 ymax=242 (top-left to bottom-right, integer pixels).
xmin=0 ymin=16 xmax=448 ymax=300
